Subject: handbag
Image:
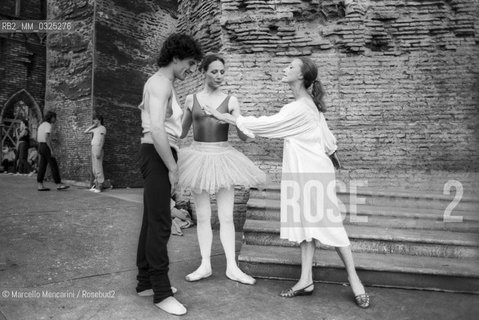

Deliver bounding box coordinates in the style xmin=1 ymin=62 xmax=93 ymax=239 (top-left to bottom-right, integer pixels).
xmin=329 ymin=151 xmax=342 ymax=169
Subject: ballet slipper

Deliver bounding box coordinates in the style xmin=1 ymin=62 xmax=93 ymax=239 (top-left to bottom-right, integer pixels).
xmin=185 ymin=268 xmax=212 ymax=282
xmin=155 ymin=296 xmax=187 ymax=316
xmin=225 ymin=269 xmax=256 ymax=285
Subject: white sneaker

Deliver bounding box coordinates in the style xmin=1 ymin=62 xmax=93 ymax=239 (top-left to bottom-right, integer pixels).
xmin=155 ymin=296 xmax=187 ymax=316
xmin=93 ymin=189 xmax=101 ymax=193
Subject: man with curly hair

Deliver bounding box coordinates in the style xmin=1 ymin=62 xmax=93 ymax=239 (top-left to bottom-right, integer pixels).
xmin=135 ymin=33 xmax=203 ymax=316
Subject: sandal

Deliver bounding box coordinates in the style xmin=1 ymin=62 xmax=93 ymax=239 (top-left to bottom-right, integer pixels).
xmin=279 ymin=283 xmax=314 ymax=297
xmin=355 ymin=293 xmax=370 ymax=308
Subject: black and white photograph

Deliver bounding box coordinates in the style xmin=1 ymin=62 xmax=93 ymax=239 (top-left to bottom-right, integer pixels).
xmin=0 ymin=0 xmax=478 ymax=319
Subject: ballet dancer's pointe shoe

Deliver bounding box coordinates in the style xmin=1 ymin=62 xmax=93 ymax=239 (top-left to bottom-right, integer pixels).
xmin=185 ymin=270 xmax=212 ymax=282
xmin=225 ymin=270 xmax=256 ymax=285
xmin=155 ymin=296 xmax=187 ymax=316
xmin=137 ymin=287 xmax=178 ymax=297
xmin=279 ymin=283 xmax=314 ymax=298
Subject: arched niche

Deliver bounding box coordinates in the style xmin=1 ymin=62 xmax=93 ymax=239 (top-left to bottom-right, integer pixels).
xmin=0 ymin=89 xmax=43 ymax=150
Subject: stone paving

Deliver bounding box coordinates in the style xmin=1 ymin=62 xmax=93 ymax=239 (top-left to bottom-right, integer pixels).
xmin=0 ymin=174 xmax=477 ymax=320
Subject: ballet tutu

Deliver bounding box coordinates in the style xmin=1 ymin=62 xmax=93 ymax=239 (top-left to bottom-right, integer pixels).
xmin=178 ymin=141 xmax=267 ymax=194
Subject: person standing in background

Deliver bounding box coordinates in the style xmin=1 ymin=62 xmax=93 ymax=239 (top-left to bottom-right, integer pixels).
xmin=84 ymin=115 xmax=106 ymax=193
xmin=16 ymin=119 xmax=30 ymax=175
xmin=36 ymin=111 xmax=69 ymax=191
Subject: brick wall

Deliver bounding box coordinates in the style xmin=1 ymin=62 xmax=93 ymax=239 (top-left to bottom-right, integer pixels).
xmin=178 ymin=0 xmax=479 ymax=186
xmin=0 ymin=0 xmax=46 ymax=19
xmin=0 ymin=0 xmax=46 ymax=133
xmin=45 ymin=0 xmax=95 ymax=181
xmin=45 ymin=0 xmax=177 ymax=186
xmin=39 ymin=0 xmax=479 ymax=191
xmin=94 ymin=0 xmax=178 ymax=187
xmin=175 ymin=0 xmax=223 ymax=103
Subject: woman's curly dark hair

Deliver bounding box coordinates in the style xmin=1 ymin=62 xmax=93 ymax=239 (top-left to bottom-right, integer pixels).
xmin=157 ymin=33 xmax=203 ymax=67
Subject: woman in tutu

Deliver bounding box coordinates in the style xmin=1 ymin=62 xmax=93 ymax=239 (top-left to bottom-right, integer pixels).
xmin=204 ymin=57 xmax=370 ymax=308
xmin=179 ymin=54 xmax=266 ymax=285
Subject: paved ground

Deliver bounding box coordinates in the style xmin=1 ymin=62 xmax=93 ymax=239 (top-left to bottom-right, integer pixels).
xmin=0 ymin=174 xmax=478 ymax=320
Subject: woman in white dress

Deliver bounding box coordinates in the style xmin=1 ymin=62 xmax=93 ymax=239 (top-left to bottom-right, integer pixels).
xmin=204 ymin=57 xmax=370 ymax=308
xmin=179 ymin=54 xmax=266 ymax=285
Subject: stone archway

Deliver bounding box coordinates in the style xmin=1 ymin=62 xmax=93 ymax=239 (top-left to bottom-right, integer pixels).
xmin=0 ymin=89 xmax=43 ymax=160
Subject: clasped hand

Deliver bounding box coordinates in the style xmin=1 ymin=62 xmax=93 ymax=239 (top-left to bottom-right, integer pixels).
xmin=201 ymin=104 xmax=255 ymax=139
xmin=201 ymin=105 xmax=236 ymax=125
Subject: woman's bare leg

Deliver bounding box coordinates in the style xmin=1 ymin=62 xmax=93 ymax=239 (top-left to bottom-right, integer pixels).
xmin=335 ymin=246 xmax=365 ymax=296
xmin=293 ymin=240 xmax=315 ymax=291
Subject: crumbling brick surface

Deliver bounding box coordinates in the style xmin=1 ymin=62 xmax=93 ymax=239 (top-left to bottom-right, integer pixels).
xmin=179 ymin=0 xmax=479 ymax=184
xmin=44 ymin=0 xmax=177 ymax=186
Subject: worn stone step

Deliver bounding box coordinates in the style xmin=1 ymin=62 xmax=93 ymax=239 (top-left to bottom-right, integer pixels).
xmin=242 ymin=220 xmax=479 ymax=259
xmin=247 ymin=198 xmax=479 ymax=223
xmin=238 ymin=244 xmax=479 ymax=293
xmin=248 ymin=207 xmax=479 ymax=232
xmin=250 ymin=186 xmax=479 ymax=211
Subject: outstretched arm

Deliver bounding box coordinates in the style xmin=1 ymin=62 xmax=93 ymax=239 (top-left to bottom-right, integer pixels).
xmin=236 ymin=103 xmax=314 ymax=139
xmin=204 ymin=102 xmax=312 ymax=139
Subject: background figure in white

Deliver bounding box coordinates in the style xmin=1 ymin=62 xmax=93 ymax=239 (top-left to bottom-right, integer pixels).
xmin=179 ymin=54 xmax=266 ymax=285
xmin=84 ymin=115 xmax=106 ymax=193
xmin=205 ymin=57 xmax=370 ymax=308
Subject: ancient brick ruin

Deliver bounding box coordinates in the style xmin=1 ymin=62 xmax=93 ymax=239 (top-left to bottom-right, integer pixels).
xmin=177 ymin=0 xmax=479 ymax=190
xmin=1 ymin=0 xmax=478 ymax=190
xmin=0 ymin=0 xmax=46 ymax=152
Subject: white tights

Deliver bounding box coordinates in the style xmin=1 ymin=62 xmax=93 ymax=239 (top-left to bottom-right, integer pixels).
xmin=187 ymin=188 xmax=255 ymax=284
xmin=193 ymin=187 xmax=236 ymax=269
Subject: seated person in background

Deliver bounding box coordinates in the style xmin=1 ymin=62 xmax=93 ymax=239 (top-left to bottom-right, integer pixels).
xmin=27 ymin=146 xmax=39 ymax=174
xmin=170 ymin=199 xmax=194 ymax=236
